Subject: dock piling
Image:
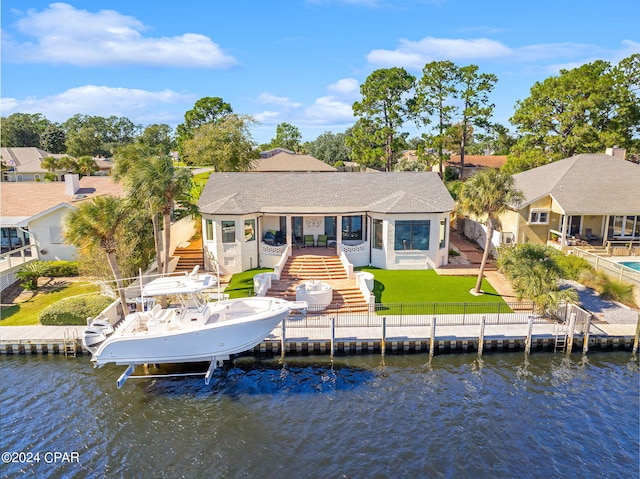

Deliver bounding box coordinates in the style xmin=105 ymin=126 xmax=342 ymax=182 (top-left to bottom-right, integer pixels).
xmin=429 ymin=317 xmax=436 ymax=358
xmin=478 ymin=316 xmax=486 ymax=357
xmin=566 ymin=313 xmax=576 ymax=354
xmin=632 ymin=314 xmax=640 ymax=356
xmin=525 ymin=315 xmax=533 ymax=355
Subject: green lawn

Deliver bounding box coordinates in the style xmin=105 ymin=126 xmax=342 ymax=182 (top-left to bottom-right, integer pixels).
xmin=356 ymin=267 xmax=511 ymax=314
xmin=224 ymin=268 xmax=273 ymax=299
xmin=0 ymin=282 xmax=100 ymax=326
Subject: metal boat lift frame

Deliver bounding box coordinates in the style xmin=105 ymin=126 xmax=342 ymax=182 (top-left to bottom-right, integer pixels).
xmin=116 ymin=357 xmax=224 ymax=388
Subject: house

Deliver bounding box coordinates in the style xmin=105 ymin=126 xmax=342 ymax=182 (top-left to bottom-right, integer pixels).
xmin=260 ymin=148 xmax=296 ymax=158
xmin=1 ymin=147 xmax=70 ymax=182
xmin=0 ymin=174 xmax=125 ymax=260
xmin=198 ymin=172 xmax=455 ymax=274
xmin=252 ymin=151 xmax=337 ymax=172
xmin=431 ymin=154 xmax=507 ymax=176
xmin=462 ymin=151 xmax=640 ymax=252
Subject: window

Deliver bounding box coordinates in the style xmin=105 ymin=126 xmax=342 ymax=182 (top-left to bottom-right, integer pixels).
xmin=324 ymin=216 xmax=336 ymax=240
xmin=439 ymin=218 xmax=447 ymax=249
xmin=49 ymin=226 xmax=63 ymax=244
xmin=529 ymin=209 xmax=549 ymax=224
xmin=221 ymin=221 xmax=235 ymax=243
xmin=244 ymin=219 xmax=255 ymax=241
xmin=342 ymin=215 xmax=362 ymax=240
xmin=205 ymin=220 xmax=213 ymax=241
xmin=394 ymin=220 xmax=430 ymax=250
xmin=373 ymin=219 xmax=383 ymax=249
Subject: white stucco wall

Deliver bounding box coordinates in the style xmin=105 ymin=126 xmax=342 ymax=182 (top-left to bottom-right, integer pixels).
xmin=28 ymin=207 xmax=76 ymax=261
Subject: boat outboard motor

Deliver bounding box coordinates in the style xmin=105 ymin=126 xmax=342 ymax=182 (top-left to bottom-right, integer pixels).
xmin=89 ymin=319 xmax=114 ymax=336
xmin=82 ymin=328 xmax=107 ymax=352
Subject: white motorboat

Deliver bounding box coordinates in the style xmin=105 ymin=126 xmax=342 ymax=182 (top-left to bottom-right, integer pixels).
xmin=82 ymin=271 xmax=306 ymax=387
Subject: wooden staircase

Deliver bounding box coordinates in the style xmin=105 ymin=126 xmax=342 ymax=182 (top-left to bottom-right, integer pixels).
xmin=173 ymin=245 xmax=205 ymax=273
xmin=269 ymin=255 xmax=369 ymax=313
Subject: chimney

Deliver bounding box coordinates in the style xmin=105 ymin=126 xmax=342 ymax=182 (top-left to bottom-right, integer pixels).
xmin=64 ymin=173 xmax=80 ymax=195
xmin=605 ymin=146 xmax=626 ymax=160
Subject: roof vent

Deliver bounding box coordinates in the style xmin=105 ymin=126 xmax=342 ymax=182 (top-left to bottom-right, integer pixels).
xmin=605 ymin=146 xmax=626 ymax=160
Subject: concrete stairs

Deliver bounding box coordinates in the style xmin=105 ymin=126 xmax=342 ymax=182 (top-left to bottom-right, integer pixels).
xmin=173 ymin=246 xmax=205 ymax=273
xmin=268 ymin=255 xmax=369 ymax=313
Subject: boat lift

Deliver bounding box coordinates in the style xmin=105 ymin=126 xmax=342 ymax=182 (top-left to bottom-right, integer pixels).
xmin=116 ymin=357 xmax=226 ymax=388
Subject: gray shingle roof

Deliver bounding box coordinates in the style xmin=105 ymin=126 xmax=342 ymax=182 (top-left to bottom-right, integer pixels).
xmin=198 ymin=172 xmax=455 ymax=215
xmin=513 ymin=153 xmax=640 ymax=215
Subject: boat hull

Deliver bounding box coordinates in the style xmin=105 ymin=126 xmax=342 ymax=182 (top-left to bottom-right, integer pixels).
xmin=90 ymin=298 xmax=293 ymax=367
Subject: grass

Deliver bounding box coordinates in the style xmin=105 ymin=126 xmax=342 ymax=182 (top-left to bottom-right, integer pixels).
xmin=224 ymin=268 xmax=273 ymax=299
xmin=0 ymin=282 xmax=101 ymax=326
xmin=356 ymin=267 xmax=511 ymax=314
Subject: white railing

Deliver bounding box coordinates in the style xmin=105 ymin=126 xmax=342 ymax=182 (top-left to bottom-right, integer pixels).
xmin=337 ymin=246 xmax=355 ymax=279
xmin=272 ymin=244 xmax=291 ymax=280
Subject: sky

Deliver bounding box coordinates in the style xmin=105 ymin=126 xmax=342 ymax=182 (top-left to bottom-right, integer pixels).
xmin=1 ymin=0 xmax=638 ymax=145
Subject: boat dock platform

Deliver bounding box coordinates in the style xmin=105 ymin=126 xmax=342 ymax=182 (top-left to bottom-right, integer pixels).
xmin=1 ymin=319 xmax=638 ymax=357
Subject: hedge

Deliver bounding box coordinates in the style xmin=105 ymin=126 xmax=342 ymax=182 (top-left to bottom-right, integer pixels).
xmin=39 ymin=295 xmax=113 ymax=325
xmin=47 ymin=261 xmax=79 ymax=277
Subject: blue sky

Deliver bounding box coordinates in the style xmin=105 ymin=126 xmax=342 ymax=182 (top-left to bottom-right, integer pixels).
xmin=1 ymin=0 xmax=638 ymax=144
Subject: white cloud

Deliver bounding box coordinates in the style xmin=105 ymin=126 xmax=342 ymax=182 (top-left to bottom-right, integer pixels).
xmin=0 ymin=85 xmax=195 ymax=125
xmin=327 ymin=78 xmax=360 ymax=97
xmin=366 ymin=36 xmax=639 ymax=70
xmin=255 ymin=93 xmax=302 ymax=108
xmin=367 ymin=37 xmax=513 ymax=68
xmin=4 ymin=3 xmax=237 ymax=68
xmin=252 ymin=83 xmax=355 ymax=128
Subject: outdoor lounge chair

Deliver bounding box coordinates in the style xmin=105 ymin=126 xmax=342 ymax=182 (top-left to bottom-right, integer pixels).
xmin=275 ymin=231 xmax=284 ymax=245
xmin=263 ymin=231 xmax=275 ymax=245
xmin=317 ymin=234 xmax=328 ymax=247
xmin=304 ymin=235 xmax=314 ymax=247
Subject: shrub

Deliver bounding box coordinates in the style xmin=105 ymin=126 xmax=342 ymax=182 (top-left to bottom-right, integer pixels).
xmin=554 ymin=254 xmax=592 ymax=280
xmin=46 ymin=261 xmax=79 ymax=277
xmin=16 ymin=261 xmax=51 ymax=290
xmin=578 ymin=269 xmax=636 ymax=307
xmin=39 ymin=295 xmax=113 ymax=325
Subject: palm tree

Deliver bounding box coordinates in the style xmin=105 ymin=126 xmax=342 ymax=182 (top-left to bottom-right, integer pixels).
xmin=75 ymin=155 xmax=98 ymax=177
xmin=64 ymin=196 xmax=131 ymax=309
xmin=497 ymin=243 xmax=578 ymax=315
xmin=457 ymin=169 xmax=524 ymax=294
xmin=113 ymin=149 xmax=194 ymax=275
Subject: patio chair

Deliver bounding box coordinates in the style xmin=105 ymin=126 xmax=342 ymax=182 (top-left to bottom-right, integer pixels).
xmin=304 ymin=235 xmax=314 ymax=247
xmin=275 ymin=231 xmax=284 ymax=245
xmin=317 ymin=234 xmax=328 ymax=247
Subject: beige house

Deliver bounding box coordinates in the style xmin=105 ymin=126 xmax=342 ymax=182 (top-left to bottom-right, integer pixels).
xmin=1 ymin=147 xmax=70 ymax=182
xmin=252 ymin=151 xmax=336 ymax=172
xmin=496 ymin=152 xmax=640 ymax=250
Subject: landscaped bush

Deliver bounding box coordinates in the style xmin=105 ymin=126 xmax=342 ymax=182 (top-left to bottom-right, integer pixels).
xmin=39 ymin=295 xmax=113 ymax=325
xmin=579 ymin=269 xmax=636 ymax=306
xmin=46 ymin=261 xmax=79 ymax=277
xmin=554 ymin=254 xmax=592 ymax=280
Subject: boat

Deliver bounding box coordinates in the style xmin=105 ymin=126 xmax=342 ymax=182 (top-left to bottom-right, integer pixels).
xmin=82 ymin=270 xmax=307 ymax=387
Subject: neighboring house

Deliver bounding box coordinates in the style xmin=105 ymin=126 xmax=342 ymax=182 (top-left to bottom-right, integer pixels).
xmin=252 ymin=151 xmax=337 ymax=172
xmin=0 ymin=174 xmax=125 ymax=260
xmin=1 ymin=147 xmax=70 ymax=182
xmin=260 ymin=148 xmax=295 ymax=158
xmin=198 ymin=172 xmax=455 ymax=274
xmin=435 ymin=155 xmax=507 ymax=176
xmin=463 ymin=151 xmax=640 ymax=252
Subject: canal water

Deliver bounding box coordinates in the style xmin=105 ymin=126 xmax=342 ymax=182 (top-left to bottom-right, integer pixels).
xmin=1 ymin=352 xmax=638 ymax=479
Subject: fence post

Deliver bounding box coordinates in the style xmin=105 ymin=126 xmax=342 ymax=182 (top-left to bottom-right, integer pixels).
xmin=524 ymin=315 xmax=533 ymax=355
xmin=566 ymin=313 xmax=576 ymax=354
xmin=478 ymin=315 xmax=486 ymax=357
xmin=632 ymin=314 xmax=640 ymax=356
xmin=381 ymin=316 xmax=386 ymax=356
xmin=429 ymin=317 xmax=436 ymax=358
xmin=330 ymin=316 xmax=335 ymax=357
xmin=281 ymin=319 xmax=286 ymax=358
xmin=583 ymin=314 xmax=592 ymax=355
